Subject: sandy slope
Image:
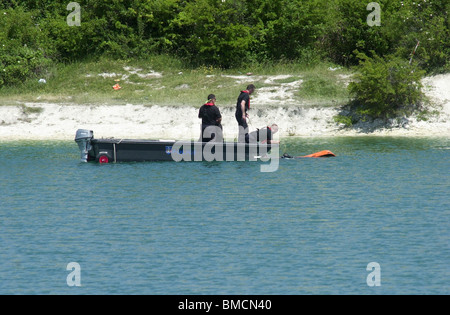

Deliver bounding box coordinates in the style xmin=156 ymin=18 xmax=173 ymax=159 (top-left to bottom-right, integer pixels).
xmin=0 ymin=74 xmax=449 ymax=141
xmin=423 ymin=74 xmax=450 ymax=116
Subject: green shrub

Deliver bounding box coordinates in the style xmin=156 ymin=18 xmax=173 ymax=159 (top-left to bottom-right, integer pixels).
xmin=348 ymin=52 xmax=426 ymax=119
xmin=319 ymin=0 xmax=392 ymax=66
xmin=261 ymin=0 xmax=327 ymax=61
xmin=1 ymin=0 xmax=448 ymax=82
xmin=334 ymin=114 xmax=354 ymax=127
xmin=0 ymin=7 xmax=51 ymax=87
xmin=384 ymin=0 xmax=450 ymax=74
xmin=168 ymin=0 xmax=255 ymax=68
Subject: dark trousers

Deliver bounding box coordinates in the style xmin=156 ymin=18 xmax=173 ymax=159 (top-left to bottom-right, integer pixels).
xmin=236 ymin=117 xmax=249 ymax=143
xmin=201 ymin=124 xmax=223 ymax=143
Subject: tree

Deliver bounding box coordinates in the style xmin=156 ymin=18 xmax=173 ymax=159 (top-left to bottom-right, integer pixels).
xmin=0 ymin=7 xmax=50 ymax=86
xmin=169 ymin=0 xmax=255 ymax=68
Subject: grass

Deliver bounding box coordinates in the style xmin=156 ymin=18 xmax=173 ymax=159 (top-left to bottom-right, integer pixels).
xmin=0 ymin=55 xmax=353 ymax=107
xmin=294 ymin=69 xmax=351 ymax=105
xmin=21 ymin=104 xmax=43 ymax=115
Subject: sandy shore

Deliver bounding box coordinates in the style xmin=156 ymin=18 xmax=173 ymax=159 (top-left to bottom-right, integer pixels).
xmin=1 ymin=74 xmax=449 ymax=141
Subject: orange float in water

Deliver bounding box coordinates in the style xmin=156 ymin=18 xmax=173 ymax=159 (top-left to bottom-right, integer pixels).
xmin=301 ymin=150 xmax=336 ymax=158
xmin=281 ymin=150 xmax=336 ymax=159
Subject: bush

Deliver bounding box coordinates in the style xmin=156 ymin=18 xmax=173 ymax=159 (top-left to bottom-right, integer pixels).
xmin=384 ymin=0 xmax=450 ymax=74
xmin=261 ymin=0 xmax=327 ymax=61
xmin=168 ymin=0 xmax=255 ymax=68
xmin=41 ymin=14 xmax=108 ymax=61
xmin=1 ymin=0 xmax=449 ymax=80
xmin=0 ymin=7 xmax=51 ymax=87
xmin=348 ymin=52 xmax=425 ymax=119
xmin=334 ymin=114 xmax=354 ymax=127
xmin=319 ymin=0 xmax=392 ymax=66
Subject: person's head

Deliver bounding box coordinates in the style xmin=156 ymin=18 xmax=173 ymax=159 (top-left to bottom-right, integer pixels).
xmin=270 ymin=124 xmax=279 ymax=134
xmin=207 ymin=94 xmax=216 ymax=104
xmin=247 ymin=84 xmax=256 ymax=94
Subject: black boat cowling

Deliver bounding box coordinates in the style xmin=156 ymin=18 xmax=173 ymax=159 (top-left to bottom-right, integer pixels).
xmin=75 ymin=129 xmax=94 ymax=162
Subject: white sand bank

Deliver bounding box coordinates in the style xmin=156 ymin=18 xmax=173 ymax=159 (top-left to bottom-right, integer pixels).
xmin=1 ymin=74 xmax=449 ymax=141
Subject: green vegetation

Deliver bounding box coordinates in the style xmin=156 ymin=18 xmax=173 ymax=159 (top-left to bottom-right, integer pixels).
xmin=296 ymin=70 xmax=350 ymax=104
xmin=0 ymin=0 xmax=449 ymax=123
xmin=21 ymin=104 xmax=43 ymax=115
xmin=0 ymin=55 xmax=352 ymax=106
xmin=348 ymin=52 xmax=426 ymax=119
xmin=333 ymin=114 xmax=355 ymax=127
xmin=0 ymin=7 xmax=51 ymax=87
xmin=1 ymin=0 xmax=448 ymax=73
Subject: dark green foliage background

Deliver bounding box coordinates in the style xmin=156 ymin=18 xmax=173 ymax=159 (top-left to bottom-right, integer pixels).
xmin=1 ymin=0 xmax=448 ymax=69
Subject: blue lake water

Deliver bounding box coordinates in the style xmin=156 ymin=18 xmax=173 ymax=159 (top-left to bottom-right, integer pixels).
xmin=0 ymin=137 xmax=449 ymax=294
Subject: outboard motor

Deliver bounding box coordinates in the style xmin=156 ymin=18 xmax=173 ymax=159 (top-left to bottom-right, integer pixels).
xmin=75 ymin=129 xmax=94 ymax=162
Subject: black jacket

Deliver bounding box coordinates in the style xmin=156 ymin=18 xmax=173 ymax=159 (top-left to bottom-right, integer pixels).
xmin=199 ymin=103 xmax=221 ymax=126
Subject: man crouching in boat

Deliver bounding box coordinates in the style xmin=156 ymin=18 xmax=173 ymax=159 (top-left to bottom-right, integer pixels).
xmin=198 ymin=94 xmax=223 ymax=142
xmin=246 ymin=124 xmax=280 ymax=144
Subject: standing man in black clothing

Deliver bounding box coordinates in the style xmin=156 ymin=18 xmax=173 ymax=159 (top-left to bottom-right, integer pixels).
xmin=235 ymin=84 xmax=255 ymax=142
xmin=198 ymin=94 xmax=223 ymax=142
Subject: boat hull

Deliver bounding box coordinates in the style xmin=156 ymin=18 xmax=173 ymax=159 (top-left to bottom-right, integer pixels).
xmin=79 ymin=137 xmax=273 ymax=163
xmin=74 ymin=129 xmax=335 ymax=163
